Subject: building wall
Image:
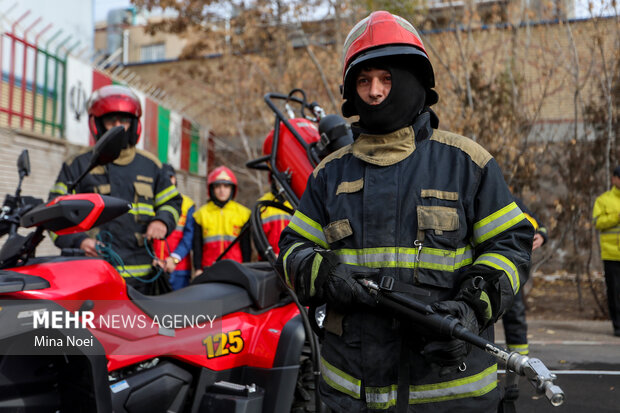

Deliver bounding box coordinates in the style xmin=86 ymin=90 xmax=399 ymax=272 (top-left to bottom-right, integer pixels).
xmin=94 ymin=19 xmax=189 ymax=64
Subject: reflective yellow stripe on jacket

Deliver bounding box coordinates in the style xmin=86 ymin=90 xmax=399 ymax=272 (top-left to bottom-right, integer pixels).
xmin=50 ymin=182 xmax=68 ymax=195
xmin=282 ymin=242 xmax=304 ymax=288
xmin=335 ymin=246 xmax=473 ymax=271
xmin=117 ymin=264 xmax=152 ymax=278
xmin=288 ymin=210 xmax=328 ymax=248
xmin=474 ymin=252 xmax=520 ymax=293
xmin=155 ymin=185 xmax=179 ymax=207
xmin=321 ymin=358 xmax=497 ymax=409
xmin=473 ymin=202 xmax=525 ymax=245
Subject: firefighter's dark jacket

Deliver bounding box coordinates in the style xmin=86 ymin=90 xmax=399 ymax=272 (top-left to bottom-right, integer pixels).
xmin=278 ymin=115 xmax=533 ymax=411
xmin=49 ymin=146 xmax=182 ymax=278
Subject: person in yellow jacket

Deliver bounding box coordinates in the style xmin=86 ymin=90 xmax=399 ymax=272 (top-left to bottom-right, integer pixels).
xmin=593 ymin=166 xmax=620 ymax=337
xmin=193 ymin=166 xmax=251 ymax=276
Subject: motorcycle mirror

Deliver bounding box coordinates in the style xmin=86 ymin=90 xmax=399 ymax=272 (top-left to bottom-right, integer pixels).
xmin=17 ymin=150 xmax=30 ymax=179
xmin=90 ymin=125 xmax=126 ymax=168
xmin=67 ymin=126 xmax=125 ymax=193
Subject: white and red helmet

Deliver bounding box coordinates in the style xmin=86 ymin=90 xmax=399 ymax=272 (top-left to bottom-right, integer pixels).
xmin=207 ymin=166 xmax=238 ymax=198
xmin=87 ymin=85 xmax=142 ymax=144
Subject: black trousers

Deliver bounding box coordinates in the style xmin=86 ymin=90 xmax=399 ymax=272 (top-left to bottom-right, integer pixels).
xmin=603 ymin=260 xmax=620 ymax=335
xmin=502 ymin=289 xmax=528 ymax=348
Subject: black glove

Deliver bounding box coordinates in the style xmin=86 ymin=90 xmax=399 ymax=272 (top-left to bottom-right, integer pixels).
xmin=315 ymin=249 xmax=379 ymax=312
xmin=455 ymin=274 xmax=496 ymax=329
xmin=422 ymin=300 xmax=479 ymax=369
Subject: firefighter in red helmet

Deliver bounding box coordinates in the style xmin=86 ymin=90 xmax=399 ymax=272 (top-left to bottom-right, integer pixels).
xmin=193 ymin=166 xmax=251 ymax=275
xmin=278 ymin=11 xmax=533 ymax=412
xmin=49 ymin=85 xmax=182 ymax=294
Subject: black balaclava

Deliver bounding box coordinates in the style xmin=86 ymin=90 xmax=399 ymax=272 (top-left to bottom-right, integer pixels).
xmin=209 ymin=184 xmax=233 ymax=208
xmin=96 ymin=113 xmax=139 ymax=148
xmin=352 ymin=62 xmax=426 ymax=135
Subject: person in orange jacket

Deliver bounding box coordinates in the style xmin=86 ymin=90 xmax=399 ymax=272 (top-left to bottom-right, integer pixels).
xmin=193 ymin=166 xmax=251 ymax=276
xmin=153 ymin=164 xmax=196 ymax=289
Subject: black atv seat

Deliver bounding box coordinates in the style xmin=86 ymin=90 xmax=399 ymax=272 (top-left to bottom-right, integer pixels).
xmin=192 ymin=260 xmax=285 ymax=310
xmin=127 ymin=282 xmax=253 ymax=324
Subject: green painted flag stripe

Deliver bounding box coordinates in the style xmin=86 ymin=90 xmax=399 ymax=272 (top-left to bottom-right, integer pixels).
xmin=190 ymin=123 xmax=200 ymax=174
xmin=158 ymin=106 xmax=170 ymax=163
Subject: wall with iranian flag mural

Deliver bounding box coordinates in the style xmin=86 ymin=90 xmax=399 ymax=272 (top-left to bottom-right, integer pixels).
xmin=65 ymin=60 xmax=207 ymax=175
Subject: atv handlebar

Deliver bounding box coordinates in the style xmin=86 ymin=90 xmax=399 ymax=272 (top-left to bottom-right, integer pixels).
xmin=359 ymin=278 xmax=565 ymax=407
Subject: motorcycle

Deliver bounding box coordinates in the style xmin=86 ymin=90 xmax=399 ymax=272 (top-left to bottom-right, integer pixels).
xmin=0 ymin=90 xmax=340 ymax=413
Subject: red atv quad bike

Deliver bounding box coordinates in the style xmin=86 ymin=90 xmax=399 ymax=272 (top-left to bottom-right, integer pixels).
xmin=0 ymin=91 xmax=353 ymax=413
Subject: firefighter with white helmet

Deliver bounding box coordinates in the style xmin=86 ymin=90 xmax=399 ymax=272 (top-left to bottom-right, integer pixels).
xmin=49 ymin=85 xmax=182 ymax=294
xmin=278 ymin=11 xmax=533 ymax=412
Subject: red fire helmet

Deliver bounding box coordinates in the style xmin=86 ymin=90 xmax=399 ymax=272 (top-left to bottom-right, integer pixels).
xmin=87 ymin=85 xmax=142 ymax=143
xmin=207 ymin=166 xmax=238 ymax=198
xmin=341 ymin=11 xmax=435 ymax=99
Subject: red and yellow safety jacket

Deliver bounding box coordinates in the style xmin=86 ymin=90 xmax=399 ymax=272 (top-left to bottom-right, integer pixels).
xmin=258 ymin=192 xmax=292 ymax=256
xmin=193 ymin=200 xmax=251 ymax=268
xmin=154 ymin=194 xmax=195 ymax=271
xmin=593 ymin=186 xmax=620 ymax=261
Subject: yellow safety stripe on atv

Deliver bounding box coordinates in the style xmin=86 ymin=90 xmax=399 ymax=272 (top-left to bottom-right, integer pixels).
xmin=288 ymin=211 xmax=328 ymax=249
xmin=320 ymin=357 xmax=361 ymax=399
xmin=154 ymin=185 xmax=179 ymax=207
xmin=129 ymin=203 xmax=155 ymax=217
xmin=473 ymin=202 xmax=525 ymax=245
xmin=334 ymin=246 xmax=473 ymax=271
xmin=475 ymin=252 xmax=520 ymax=293
xmin=158 ymin=204 xmax=180 ymax=223
xmin=282 ymin=242 xmax=304 ymax=288
xmin=310 ymin=253 xmax=323 ymax=297
xmin=117 ymin=264 xmax=153 ymax=278
xmin=507 ymin=344 xmax=529 ymax=355
xmin=50 ymin=182 xmax=68 ymax=195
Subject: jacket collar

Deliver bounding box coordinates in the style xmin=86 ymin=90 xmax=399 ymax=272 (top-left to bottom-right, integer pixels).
xmin=352 ymin=126 xmax=416 ymax=166
xmin=113 ymin=146 xmax=136 ymax=166
xmin=351 ymin=111 xmax=434 ymax=166
xmin=612 ymin=186 xmax=620 ymax=197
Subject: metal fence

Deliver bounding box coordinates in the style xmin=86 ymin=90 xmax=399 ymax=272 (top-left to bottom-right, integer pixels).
xmin=0 ymin=11 xmax=78 ymax=137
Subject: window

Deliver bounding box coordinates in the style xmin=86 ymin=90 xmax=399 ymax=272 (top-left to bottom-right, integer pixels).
xmin=140 ymin=43 xmax=165 ymax=62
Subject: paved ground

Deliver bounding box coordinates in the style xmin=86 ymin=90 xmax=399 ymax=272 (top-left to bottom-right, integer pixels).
xmin=495 ymin=319 xmax=620 ymax=412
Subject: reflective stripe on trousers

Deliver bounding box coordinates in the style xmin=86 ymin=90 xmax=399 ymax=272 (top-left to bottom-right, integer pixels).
xmin=320 ymin=358 xmax=498 ymax=409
